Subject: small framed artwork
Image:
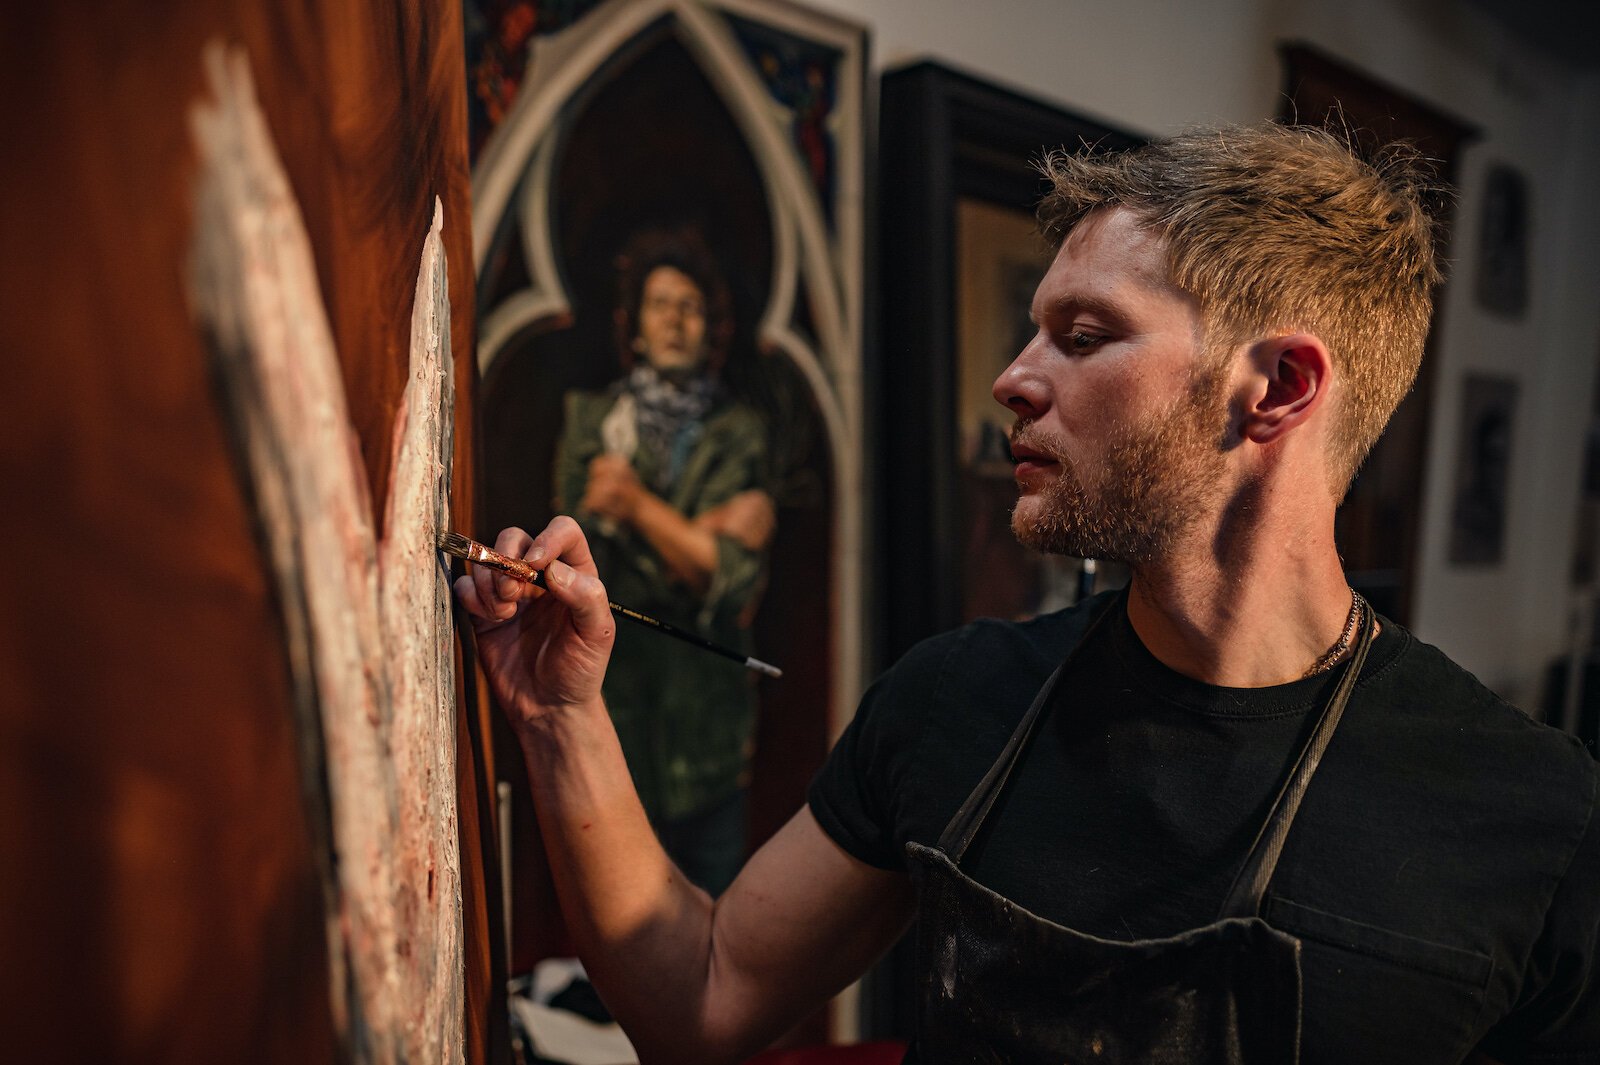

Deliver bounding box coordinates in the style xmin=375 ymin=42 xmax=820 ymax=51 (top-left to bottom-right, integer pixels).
xmin=1475 ymin=163 xmax=1530 ymax=318
xmin=1448 ymin=373 xmax=1520 ymax=566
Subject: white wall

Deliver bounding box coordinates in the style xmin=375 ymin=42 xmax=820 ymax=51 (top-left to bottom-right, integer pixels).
xmin=809 ymin=0 xmax=1600 ymax=708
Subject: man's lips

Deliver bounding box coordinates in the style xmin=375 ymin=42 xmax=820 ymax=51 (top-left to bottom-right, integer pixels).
xmin=1009 ymin=442 xmax=1059 ymax=479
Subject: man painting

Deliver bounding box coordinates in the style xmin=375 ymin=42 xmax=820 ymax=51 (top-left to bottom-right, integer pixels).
xmin=458 ymin=126 xmax=1599 ymax=1062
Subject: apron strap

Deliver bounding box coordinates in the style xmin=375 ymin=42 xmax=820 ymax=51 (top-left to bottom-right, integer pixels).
xmin=938 ymin=593 xmax=1122 ymax=863
xmin=1217 ymin=597 xmax=1377 ymax=920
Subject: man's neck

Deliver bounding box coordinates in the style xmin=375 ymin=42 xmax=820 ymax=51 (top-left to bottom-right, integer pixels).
xmin=1122 ymin=511 xmax=1359 ymax=688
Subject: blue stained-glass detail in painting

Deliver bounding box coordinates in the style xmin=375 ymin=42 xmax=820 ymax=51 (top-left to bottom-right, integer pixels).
xmin=722 ymin=12 xmax=841 ymax=222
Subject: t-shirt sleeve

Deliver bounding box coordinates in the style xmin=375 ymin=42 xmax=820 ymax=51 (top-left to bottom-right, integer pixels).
xmin=1478 ymin=758 xmax=1600 ymax=1063
xmin=808 ymin=634 xmax=951 ymax=872
xmin=808 ymin=673 xmax=909 ymax=871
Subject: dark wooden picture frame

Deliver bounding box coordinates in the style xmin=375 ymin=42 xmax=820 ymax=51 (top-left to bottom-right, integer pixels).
xmin=874 ymin=62 xmax=1141 ymax=669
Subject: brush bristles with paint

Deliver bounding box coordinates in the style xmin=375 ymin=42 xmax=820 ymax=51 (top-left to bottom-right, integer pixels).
xmin=438 ymin=531 xmax=783 ymax=679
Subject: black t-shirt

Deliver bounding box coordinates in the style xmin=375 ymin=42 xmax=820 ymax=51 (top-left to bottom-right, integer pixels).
xmin=810 ymin=591 xmax=1600 ymax=1064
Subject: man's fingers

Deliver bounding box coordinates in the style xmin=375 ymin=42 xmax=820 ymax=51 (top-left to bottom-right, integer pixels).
xmin=454 ymin=573 xmax=513 ymax=624
xmin=475 ymin=527 xmax=532 ymax=608
xmin=528 ymin=515 xmax=599 ymax=578
xmin=543 ymin=560 xmax=615 ymax=642
xmin=491 ymin=525 xmax=534 ymax=558
xmin=460 ymin=519 xmax=601 ymax=622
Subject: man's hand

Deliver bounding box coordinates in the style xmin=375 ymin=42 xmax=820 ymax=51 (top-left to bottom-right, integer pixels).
xmin=581 ymin=454 xmax=645 ymax=525
xmin=452 ymin=519 xmax=615 ymax=730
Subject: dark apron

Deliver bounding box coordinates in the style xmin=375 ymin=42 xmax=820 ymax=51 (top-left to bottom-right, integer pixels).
xmin=905 ymin=596 xmax=1377 ymax=1064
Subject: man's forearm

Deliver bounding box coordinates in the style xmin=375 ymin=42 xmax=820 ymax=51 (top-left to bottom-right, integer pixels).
xmin=458 ymin=518 xmax=830 ymax=1061
xmin=516 ymin=700 xmax=731 ymax=1061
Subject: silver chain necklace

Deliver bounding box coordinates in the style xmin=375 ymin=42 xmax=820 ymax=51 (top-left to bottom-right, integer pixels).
xmin=1302 ymin=592 xmax=1366 ymax=678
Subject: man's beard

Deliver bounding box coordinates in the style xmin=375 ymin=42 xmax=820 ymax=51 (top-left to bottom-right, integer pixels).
xmin=1011 ymin=369 xmax=1230 ymax=565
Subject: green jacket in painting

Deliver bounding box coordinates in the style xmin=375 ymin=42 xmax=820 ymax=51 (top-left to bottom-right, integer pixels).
xmin=555 ymin=385 xmax=770 ymax=823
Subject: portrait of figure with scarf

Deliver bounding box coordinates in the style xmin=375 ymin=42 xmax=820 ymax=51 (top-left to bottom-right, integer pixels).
xmin=554 ymin=226 xmax=776 ymax=896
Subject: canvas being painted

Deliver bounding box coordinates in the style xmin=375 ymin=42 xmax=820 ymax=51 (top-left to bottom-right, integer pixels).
xmin=187 ymin=43 xmax=464 ymax=1065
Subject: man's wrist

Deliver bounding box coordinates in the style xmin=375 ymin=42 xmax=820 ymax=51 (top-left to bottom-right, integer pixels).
xmin=514 ymin=696 xmax=610 ymax=751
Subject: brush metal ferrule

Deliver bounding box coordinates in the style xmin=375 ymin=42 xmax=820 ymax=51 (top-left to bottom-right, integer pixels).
xmin=437 ymin=531 xmax=545 ymax=587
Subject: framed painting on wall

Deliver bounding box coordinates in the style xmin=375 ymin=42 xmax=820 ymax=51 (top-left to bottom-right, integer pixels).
xmin=469 ymin=0 xmax=867 ymax=1047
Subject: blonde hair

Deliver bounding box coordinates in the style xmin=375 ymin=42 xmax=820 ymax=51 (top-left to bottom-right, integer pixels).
xmin=1038 ymin=124 xmax=1442 ymax=490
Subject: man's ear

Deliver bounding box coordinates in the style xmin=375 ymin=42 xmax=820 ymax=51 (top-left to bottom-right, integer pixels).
xmin=1242 ymin=332 xmax=1331 ymax=445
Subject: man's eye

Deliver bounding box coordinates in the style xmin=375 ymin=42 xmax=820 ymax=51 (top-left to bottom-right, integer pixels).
xmin=1065 ymin=331 xmax=1106 ymax=351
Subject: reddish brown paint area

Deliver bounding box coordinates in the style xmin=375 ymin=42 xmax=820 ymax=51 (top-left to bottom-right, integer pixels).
xmin=191 ymin=45 xmax=470 ymax=1054
xmin=0 ymin=3 xmax=494 ymax=1062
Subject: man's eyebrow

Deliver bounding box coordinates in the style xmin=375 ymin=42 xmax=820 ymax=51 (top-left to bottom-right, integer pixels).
xmin=1038 ymin=293 xmax=1132 ymax=325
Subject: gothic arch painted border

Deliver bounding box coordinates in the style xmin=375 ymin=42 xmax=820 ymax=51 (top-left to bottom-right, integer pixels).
xmin=471 ymin=0 xmax=868 ymax=763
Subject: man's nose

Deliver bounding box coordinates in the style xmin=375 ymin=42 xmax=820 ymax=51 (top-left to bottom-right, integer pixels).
xmin=993 ymin=341 xmax=1049 ymax=418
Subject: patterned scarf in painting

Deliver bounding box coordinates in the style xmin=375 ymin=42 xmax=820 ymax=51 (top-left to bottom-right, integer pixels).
xmin=624 ymin=362 xmax=718 ymax=492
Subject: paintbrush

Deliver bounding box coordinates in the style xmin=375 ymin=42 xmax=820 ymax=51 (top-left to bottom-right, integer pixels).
xmin=439 ymin=530 xmax=783 ymax=679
